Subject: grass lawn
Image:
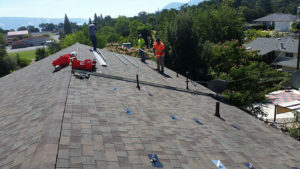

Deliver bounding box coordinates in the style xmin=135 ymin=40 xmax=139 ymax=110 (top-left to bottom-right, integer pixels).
xmin=8 ymin=50 xmax=36 ymax=66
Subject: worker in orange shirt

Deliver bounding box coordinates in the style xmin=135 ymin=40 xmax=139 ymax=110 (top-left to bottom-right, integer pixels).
xmin=153 ymin=38 xmax=165 ymax=74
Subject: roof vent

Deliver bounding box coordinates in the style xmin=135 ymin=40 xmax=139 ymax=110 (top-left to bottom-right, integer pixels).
xmin=246 ymin=47 xmax=252 ymax=50
xmin=278 ymin=38 xmax=281 ymax=40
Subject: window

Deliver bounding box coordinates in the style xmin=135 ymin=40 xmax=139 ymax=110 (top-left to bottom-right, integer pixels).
xmin=285 ymin=53 xmax=293 ymax=57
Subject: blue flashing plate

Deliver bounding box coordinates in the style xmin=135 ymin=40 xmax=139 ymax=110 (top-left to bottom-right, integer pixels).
xmin=169 ymin=114 xmax=178 ymax=121
xmin=193 ymin=118 xmax=203 ymax=125
xmin=114 ymin=88 xmax=118 ymax=91
xmin=148 ymin=154 xmax=163 ymax=168
xmin=148 ymin=93 xmax=153 ymax=96
xmin=244 ymin=162 xmax=256 ymax=169
xmin=292 ymin=167 xmax=300 ymax=169
xmin=212 ymin=160 xmax=227 ymax=169
xmin=125 ymin=108 xmax=133 ymax=115
xmin=231 ymin=124 xmax=241 ymax=130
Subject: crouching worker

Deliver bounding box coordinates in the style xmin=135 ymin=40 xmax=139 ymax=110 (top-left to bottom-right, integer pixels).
xmin=52 ymin=51 xmax=77 ymax=72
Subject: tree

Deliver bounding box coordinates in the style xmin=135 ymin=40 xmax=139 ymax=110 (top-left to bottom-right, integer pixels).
xmin=64 ymin=14 xmax=72 ymax=34
xmin=39 ymin=23 xmax=55 ymax=32
xmin=288 ymin=112 xmax=300 ymax=140
xmin=60 ymin=26 xmax=106 ymax=49
xmin=35 ymin=47 xmax=48 ymax=61
xmin=193 ymin=5 xmax=245 ymax=44
xmin=165 ymin=10 xmax=208 ymax=80
xmin=115 ymin=16 xmax=130 ymax=37
xmin=0 ymin=28 xmax=9 ymax=34
xmin=89 ymin=18 xmax=92 ymax=24
xmin=99 ymin=14 xmax=103 ymax=21
xmin=70 ymin=22 xmax=80 ymax=32
xmin=99 ymin=26 xmax=118 ymax=43
xmin=137 ymin=11 xmax=148 ymax=24
xmin=27 ymin=25 xmax=40 ymax=33
xmin=17 ymin=26 xmax=27 ymax=31
xmin=208 ymin=40 xmax=288 ymax=114
xmin=48 ymin=41 xmax=61 ymax=54
xmin=0 ymin=33 xmax=6 ymax=58
xmin=94 ymin=13 xmax=98 ymax=23
xmin=103 ymin=15 xmax=115 ymax=27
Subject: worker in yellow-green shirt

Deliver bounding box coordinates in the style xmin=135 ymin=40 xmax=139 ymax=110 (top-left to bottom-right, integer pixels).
xmin=138 ymin=34 xmax=146 ymax=63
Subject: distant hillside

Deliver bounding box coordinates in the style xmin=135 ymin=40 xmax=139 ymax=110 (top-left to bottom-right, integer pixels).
xmin=188 ymin=0 xmax=204 ymax=5
xmin=0 ymin=17 xmax=88 ymax=30
xmin=163 ymin=0 xmax=204 ymax=10
xmin=164 ymin=2 xmax=185 ymax=10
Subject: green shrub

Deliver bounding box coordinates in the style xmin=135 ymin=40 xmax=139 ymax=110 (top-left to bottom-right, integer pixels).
xmin=35 ymin=47 xmax=48 ymax=61
xmin=48 ymin=42 xmax=61 ymax=54
xmin=16 ymin=53 xmax=31 ymax=67
xmin=2 ymin=55 xmax=19 ymax=73
xmin=60 ymin=26 xmax=106 ymax=49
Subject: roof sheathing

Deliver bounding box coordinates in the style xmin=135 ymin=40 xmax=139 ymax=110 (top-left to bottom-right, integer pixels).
xmin=0 ymin=43 xmax=300 ymax=169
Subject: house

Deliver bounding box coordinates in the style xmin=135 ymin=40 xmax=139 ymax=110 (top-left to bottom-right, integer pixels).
xmin=7 ymin=30 xmax=29 ymax=39
xmin=253 ymin=13 xmax=297 ymax=32
xmin=245 ymin=37 xmax=299 ymax=71
xmin=11 ymin=36 xmax=50 ymax=49
xmin=0 ymin=43 xmax=300 ymax=168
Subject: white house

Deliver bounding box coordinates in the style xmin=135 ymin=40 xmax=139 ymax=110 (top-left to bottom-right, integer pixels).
xmin=253 ymin=13 xmax=297 ymax=32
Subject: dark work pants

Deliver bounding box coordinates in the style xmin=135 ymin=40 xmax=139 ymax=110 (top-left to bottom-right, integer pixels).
xmin=90 ymin=35 xmax=97 ymax=50
xmin=139 ymin=49 xmax=145 ymax=62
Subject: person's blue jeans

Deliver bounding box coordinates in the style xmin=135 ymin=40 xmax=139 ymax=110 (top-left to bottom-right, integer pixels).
xmin=139 ymin=49 xmax=145 ymax=62
xmin=90 ymin=35 xmax=97 ymax=50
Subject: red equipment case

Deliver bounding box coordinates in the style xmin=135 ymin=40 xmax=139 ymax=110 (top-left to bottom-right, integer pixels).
xmin=52 ymin=54 xmax=71 ymax=67
xmin=71 ymin=58 xmax=96 ymax=71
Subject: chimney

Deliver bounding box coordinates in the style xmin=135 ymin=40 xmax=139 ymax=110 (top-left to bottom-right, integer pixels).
xmin=281 ymin=42 xmax=284 ymax=49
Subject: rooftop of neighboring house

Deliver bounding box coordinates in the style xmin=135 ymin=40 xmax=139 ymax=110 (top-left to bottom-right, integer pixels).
xmin=253 ymin=13 xmax=297 ymax=22
xmin=11 ymin=40 xmax=27 ymax=46
xmin=7 ymin=30 xmax=29 ymax=37
xmin=0 ymin=43 xmax=300 ymax=169
xmin=245 ymin=37 xmax=298 ymax=55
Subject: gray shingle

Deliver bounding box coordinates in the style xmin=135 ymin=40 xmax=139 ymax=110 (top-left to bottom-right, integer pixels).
xmin=245 ymin=37 xmax=298 ymax=55
xmin=0 ymin=43 xmax=300 ymax=169
xmin=253 ymin=13 xmax=297 ymax=22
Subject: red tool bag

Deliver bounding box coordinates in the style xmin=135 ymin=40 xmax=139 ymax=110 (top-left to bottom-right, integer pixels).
xmin=71 ymin=58 xmax=96 ymax=71
xmin=52 ymin=54 xmax=71 ymax=67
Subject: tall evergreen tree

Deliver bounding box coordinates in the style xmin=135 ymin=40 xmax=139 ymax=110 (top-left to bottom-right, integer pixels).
xmin=94 ymin=13 xmax=98 ymax=23
xmin=64 ymin=14 xmax=72 ymax=34
xmin=88 ymin=18 xmax=92 ymax=24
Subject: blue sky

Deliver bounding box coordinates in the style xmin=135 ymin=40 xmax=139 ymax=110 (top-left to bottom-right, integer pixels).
xmin=0 ymin=0 xmax=189 ymax=19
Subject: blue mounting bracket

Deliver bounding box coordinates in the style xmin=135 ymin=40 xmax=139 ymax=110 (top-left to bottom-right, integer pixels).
xmin=148 ymin=154 xmax=163 ymax=168
xmin=244 ymin=162 xmax=256 ymax=169
xmin=231 ymin=124 xmax=241 ymax=130
xmin=125 ymin=108 xmax=133 ymax=115
xmin=212 ymin=160 xmax=227 ymax=169
xmin=193 ymin=118 xmax=203 ymax=125
xmin=169 ymin=114 xmax=178 ymax=121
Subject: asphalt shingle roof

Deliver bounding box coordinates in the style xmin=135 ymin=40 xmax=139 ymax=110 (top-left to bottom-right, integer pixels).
xmin=245 ymin=37 xmax=299 ymax=55
xmin=253 ymin=13 xmax=297 ymax=22
xmin=1 ymin=43 xmax=300 ymax=169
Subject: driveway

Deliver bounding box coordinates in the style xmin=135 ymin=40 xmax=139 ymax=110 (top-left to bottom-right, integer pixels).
xmin=6 ymin=45 xmax=47 ymax=53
